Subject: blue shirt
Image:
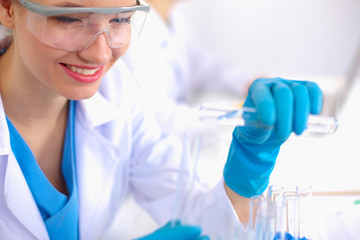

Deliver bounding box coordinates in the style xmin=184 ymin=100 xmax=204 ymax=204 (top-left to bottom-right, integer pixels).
xmin=6 ymin=100 xmax=79 ymax=240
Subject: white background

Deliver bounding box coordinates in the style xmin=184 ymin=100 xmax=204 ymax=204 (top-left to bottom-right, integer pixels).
xmin=178 ymin=0 xmax=360 ymax=77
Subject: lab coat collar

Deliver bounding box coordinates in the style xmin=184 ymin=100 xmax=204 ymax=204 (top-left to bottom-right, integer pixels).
xmin=0 ymin=92 xmax=120 ymax=151
xmin=77 ymin=91 xmax=121 ymax=128
xmin=0 ymin=94 xmax=10 ymax=156
xmin=0 ymin=91 xmax=121 ymax=154
xmin=74 ymin=90 xmax=126 ymax=239
xmin=75 ymin=107 xmax=124 ymax=240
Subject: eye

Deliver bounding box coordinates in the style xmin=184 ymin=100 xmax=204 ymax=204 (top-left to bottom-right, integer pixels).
xmin=53 ymin=16 xmax=82 ymax=24
xmin=110 ymin=18 xmax=131 ymax=24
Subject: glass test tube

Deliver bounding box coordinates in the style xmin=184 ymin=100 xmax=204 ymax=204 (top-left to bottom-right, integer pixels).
xmin=248 ymin=187 xmax=288 ymax=240
xmin=296 ymin=185 xmax=313 ymax=239
xmin=283 ymin=191 xmax=299 ymax=239
xmin=267 ymin=185 xmax=285 ymax=240
xmin=248 ymin=195 xmax=266 ymax=240
xmin=198 ymin=104 xmax=338 ymax=134
xmin=248 ymin=195 xmax=280 ymax=240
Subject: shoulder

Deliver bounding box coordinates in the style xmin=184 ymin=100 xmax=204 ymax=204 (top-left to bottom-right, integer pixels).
xmin=99 ymin=59 xmax=142 ymax=107
xmin=77 ymin=59 xmax=144 ymax=128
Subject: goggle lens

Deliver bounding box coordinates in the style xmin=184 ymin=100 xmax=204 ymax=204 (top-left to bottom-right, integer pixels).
xmin=25 ymin=10 xmax=147 ymax=51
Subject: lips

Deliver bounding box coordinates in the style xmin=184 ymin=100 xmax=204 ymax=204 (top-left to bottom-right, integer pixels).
xmin=60 ymin=63 xmax=104 ymax=83
xmin=66 ymin=64 xmax=101 ymax=75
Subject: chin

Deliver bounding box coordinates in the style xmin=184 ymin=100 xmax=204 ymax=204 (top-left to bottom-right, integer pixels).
xmin=63 ymin=87 xmax=99 ymax=101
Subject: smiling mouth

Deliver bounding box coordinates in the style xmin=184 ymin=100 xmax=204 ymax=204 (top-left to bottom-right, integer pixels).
xmin=64 ymin=64 xmax=101 ymax=76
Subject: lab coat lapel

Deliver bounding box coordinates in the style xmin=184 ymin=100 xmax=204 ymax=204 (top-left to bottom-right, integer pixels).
xmin=0 ymin=97 xmax=48 ymax=240
xmin=75 ymin=93 xmax=124 ymax=240
xmin=4 ymin=154 xmax=49 ymax=240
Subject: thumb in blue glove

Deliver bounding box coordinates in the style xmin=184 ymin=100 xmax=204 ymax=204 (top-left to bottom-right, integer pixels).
xmin=224 ymin=78 xmax=323 ymax=198
xmin=135 ymin=220 xmax=209 ymax=240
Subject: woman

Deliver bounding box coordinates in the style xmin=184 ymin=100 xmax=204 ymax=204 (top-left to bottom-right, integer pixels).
xmin=0 ymin=0 xmax=323 ymax=239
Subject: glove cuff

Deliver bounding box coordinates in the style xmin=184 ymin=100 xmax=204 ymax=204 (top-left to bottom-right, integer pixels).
xmin=223 ymin=130 xmax=280 ymax=198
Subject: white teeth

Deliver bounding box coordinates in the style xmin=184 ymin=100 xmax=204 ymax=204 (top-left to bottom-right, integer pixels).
xmin=66 ymin=64 xmax=100 ymax=75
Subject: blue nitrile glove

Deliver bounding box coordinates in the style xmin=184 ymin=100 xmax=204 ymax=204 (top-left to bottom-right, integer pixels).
xmin=274 ymin=232 xmax=294 ymax=240
xmin=274 ymin=232 xmax=309 ymax=240
xmin=135 ymin=220 xmax=209 ymax=240
xmin=224 ymin=78 xmax=323 ymax=198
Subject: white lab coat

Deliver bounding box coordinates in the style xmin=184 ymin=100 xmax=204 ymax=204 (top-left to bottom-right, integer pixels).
xmin=0 ymin=60 xmax=242 ymax=240
xmin=121 ymin=6 xmax=252 ymax=134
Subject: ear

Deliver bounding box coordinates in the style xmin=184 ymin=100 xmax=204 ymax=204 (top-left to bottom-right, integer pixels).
xmin=0 ymin=0 xmax=15 ymax=29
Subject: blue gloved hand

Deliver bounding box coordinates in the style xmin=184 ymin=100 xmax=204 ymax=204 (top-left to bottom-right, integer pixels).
xmin=135 ymin=220 xmax=209 ymax=240
xmin=224 ymin=78 xmax=323 ymax=197
xmin=274 ymin=232 xmax=309 ymax=240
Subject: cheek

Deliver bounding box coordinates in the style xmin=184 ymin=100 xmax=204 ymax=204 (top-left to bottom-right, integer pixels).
xmin=107 ymin=43 xmax=130 ymax=69
xmin=115 ymin=42 xmax=130 ymax=59
xmin=17 ymin=32 xmax=60 ymax=82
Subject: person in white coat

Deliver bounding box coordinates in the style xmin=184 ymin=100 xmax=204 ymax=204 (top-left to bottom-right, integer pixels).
xmin=120 ymin=0 xmax=256 ymax=134
xmin=0 ymin=0 xmax=324 ymax=239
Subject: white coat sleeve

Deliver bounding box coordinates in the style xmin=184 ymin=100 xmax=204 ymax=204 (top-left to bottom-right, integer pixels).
xmin=127 ymin=93 xmax=246 ymax=238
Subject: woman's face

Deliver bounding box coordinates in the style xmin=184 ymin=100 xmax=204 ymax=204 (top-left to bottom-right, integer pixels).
xmin=10 ymin=0 xmax=136 ymax=100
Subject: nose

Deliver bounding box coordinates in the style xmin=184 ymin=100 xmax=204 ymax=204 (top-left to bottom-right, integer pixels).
xmin=78 ymin=33 xmax=112 ymax=65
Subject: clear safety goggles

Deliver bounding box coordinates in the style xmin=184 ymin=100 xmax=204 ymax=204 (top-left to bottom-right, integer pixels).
xmin=18 ymin=0 xmax=150 ymax=51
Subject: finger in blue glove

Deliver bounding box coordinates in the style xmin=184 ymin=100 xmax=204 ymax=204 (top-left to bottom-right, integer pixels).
xmin=246 ymin=78 xmax=322 ymax=138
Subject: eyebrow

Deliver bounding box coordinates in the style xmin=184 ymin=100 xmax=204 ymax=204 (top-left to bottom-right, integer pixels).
xmin=51 ymin=1 xmax=82 ymax=7
xmin=55 ymin=4 xmax=82 ymax=7
xmin=53 ymin=1 xmax=140 ymax=8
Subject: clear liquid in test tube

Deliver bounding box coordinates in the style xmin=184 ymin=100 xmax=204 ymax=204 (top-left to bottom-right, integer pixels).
xmin=198 ymin=103 xmax=338 ymax=134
